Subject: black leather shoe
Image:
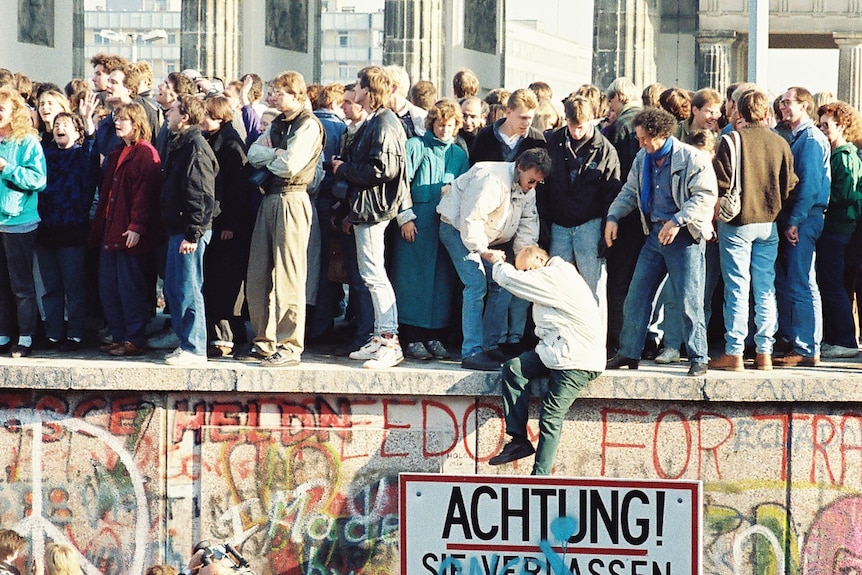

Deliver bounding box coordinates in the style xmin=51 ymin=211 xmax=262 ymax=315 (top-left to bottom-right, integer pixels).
xmin=489 ymin=439 xmax=535 ymax=466
xmin=486 ymin=347 xmax=514 ymax=362
xmin=10 ymin=344 xmax=31 ymax=358
xmin=687 ymin=362 xmax=707 ymax=376
xmin=461 ymin=351 xmax=501 ymax=371
xmin=606 ymin=354 xmax=639 ymax=370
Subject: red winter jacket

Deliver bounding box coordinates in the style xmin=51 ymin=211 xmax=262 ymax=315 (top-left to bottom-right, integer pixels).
xmin=89 ymin=140 xmax=164 ymax=254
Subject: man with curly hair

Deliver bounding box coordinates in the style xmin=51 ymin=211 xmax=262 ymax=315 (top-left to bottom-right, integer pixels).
xmin=604 ymin=107 xmax=717 ymax=376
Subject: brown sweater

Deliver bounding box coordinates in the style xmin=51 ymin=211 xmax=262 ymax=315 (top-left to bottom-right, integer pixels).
xmin=713 ymin=125 xmax=798 ymax=225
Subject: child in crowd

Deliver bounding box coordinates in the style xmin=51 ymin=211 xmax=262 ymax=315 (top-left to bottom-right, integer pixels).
xmin=35 ymin=94 xmax=99 ymax=351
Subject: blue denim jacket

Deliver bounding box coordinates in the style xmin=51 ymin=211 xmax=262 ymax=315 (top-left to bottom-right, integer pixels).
xmin=786 ymin=120 xmax=830 ymax=228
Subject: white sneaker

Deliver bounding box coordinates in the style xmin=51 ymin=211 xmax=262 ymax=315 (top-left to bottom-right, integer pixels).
xmin=654 ymin=347 xmax=681 ymax=364
xmin=165 ymin=349 xmax=208 ymax=366
xmin=363 ymin=338 xmax=404 ymax=369
xmin=821 ymin=344 xmax=859 ymax=358
xmin=165 ymin=347 xmax=183 ymax=360
xmin=349 ymin=336 xmax=382 ymax=360
xmin=148 ymin=330 xmax=181 ymax=350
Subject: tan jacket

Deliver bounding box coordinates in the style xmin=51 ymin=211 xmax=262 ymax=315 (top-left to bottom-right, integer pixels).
xmin=437 ymin=161 xmax=539 ymax=254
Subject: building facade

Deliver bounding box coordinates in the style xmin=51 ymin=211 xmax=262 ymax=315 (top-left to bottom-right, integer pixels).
xmin=320 ymin=5 xmax=385 ymax=85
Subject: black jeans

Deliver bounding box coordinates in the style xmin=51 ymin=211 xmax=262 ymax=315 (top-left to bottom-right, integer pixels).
xmin=0 ymin=229 xmax=38 ymax=337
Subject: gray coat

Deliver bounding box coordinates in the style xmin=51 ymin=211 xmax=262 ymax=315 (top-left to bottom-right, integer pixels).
xmin=607 ymin=137 xmax=718 ymax=241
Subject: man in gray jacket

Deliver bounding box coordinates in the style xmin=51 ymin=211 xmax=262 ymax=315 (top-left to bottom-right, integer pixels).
xmin=486 ymin=245 xmax=605 ymax=475
xmin=604 ymin=107 xmax=717 ymax=377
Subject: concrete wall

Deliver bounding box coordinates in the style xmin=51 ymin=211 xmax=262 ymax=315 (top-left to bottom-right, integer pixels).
xmin=3 ymin=360 xmax=862 ymax=575
xmin=1 ymin=1 xmax=75 ymax=86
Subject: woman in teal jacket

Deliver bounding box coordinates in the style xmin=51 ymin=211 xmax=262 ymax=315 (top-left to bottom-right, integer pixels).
xmin=0 ymin=85 xmax=47 ymax=357
xmin=393 ymin=99 xmax=470 ymax=359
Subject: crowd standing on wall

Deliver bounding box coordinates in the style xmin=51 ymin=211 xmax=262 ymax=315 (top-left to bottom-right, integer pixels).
xmin=0 ymin=61 xmax=860 ymax=384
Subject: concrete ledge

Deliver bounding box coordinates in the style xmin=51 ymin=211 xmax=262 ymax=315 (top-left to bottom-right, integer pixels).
xmin=0 ymin=348 xmax=859 ymax=401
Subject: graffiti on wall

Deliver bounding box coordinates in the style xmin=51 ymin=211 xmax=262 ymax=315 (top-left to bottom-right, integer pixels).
xmin=0 ymin=394 xmax=159 ymax=575
xmin=168 ymin=396 xmax=502 ymax=575
xmin=0 ymin=391 xmax=860 ymax=575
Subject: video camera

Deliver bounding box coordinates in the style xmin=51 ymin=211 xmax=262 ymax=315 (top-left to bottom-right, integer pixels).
xmin=193 ymin=541 xmax=254 ymax=573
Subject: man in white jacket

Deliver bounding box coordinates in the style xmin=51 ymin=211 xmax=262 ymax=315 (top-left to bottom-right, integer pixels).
xmin=437 ymin=148 xmax=550 ymax=371
xmin=485 ymin=245 xmax=605 ymax=475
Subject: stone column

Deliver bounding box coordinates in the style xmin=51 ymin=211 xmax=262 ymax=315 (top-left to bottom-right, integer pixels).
xmin=696 ymin=30 xmax=736 ymax=95
xmin=384 ymin=0 xmax=445 ymax=89
xmin=834 ymin=33 xmax=862 ymax=111
xmin=181 ymin=0 xmax=242 ymax=82
xmin=72 ymin=0 xmax=85 ymax=79
xmin=592 ymin=0 xmax=657 ymax=92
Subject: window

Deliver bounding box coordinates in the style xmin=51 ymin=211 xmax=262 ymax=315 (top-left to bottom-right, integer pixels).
xmin=338 ymin=63 xmax=352 ymax=80
xmin=338 ymin=31 xmax=351 ymax=48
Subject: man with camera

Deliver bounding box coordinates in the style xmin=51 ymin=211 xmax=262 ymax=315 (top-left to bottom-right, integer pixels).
xmin=184 ymin=542 xmax=253 ymax=575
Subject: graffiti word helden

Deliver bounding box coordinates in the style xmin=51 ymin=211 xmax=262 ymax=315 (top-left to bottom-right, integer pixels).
xmin=400 ymin=474 xmax=701 ymax=575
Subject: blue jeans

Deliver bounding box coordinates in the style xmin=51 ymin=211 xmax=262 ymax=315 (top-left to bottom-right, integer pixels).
xmin=164 ymin=232 xmax=211 ymax=356
xmin=549 ymin=219 xmax=607 ymax=314
xmin=718 ymin=221 xmax=779 ymax=355
xmin=98 ymin=249 xmax=153 ymax=348
xmin=650 ymin=278 xmax=682 ymax=350
xmin=501 ymin=350 xmax=599 ymax=475
xmin=354 ymin=220 xmax=398 ymax=336
xmin=776 ymin=211 xmax=823 ymax=356
xmin=816 ymin=230 xmax=857 ymax=348
xmin=439 ymin=222 xmax=510 ymax=358
xmin=651 ymin=240 xmax=720 ymax=351
xmin=619 ymin=224 xmax=707 ymax=363
xmin=36 ymin=244 xmax=87 ymax=340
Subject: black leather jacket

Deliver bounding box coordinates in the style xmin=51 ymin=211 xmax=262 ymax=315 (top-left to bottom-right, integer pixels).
xmin=338 ymin=107 xmax=410 ymax=224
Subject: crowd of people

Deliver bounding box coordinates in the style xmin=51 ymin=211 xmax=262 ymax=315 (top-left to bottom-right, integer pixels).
xmin=0 ymin=57 xmax=859 ymax=375
xmin=0 ymin=528 xmax=235 ymax=575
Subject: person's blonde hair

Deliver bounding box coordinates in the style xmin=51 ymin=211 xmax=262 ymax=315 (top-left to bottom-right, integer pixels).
xmin=515 ymin=245 xmax=549 ymax=270
xmin=36 ymin=89 xmax=71 ymax=133
xmin=506 ymin=88 xmax=539 ymax=111
xmin=0 ymin=86 xmax=38 ymax=141
xmin=606 ymin=77 xmax=639 ymax=104
xmin=269 ymin=71 xmax=308 ymax=104
xmin=46 ymin=543 xmax=83 ymax=575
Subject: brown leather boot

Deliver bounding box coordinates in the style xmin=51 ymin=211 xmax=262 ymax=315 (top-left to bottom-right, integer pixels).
xmin=755 ymin=353 xmax=772 ymax=370
xmin=707 ymin=353 xmax=744 ymax=371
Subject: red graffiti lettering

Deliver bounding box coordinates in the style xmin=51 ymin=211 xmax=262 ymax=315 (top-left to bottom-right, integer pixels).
xmin=34 ymin=395 xmax=68 ymax=442
xmin=839 ymin=412 xmax=862 ymax=486
xmin=696 ymin=411 xmax=734 ymax=481
xmin=172 ymin=400 xmax=207 ymax=443
xmin=601 ymin=408 xmax=648 ymax=475
xmin=811 ymin=414 xmax=837 ymax=484
xmin=653 ymin=410 xmax=691 ymax=479
xmin=109 ymin=396 xmax=143 ymax=436
xmin=210 ymin=402 xmax=244 ymax=442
